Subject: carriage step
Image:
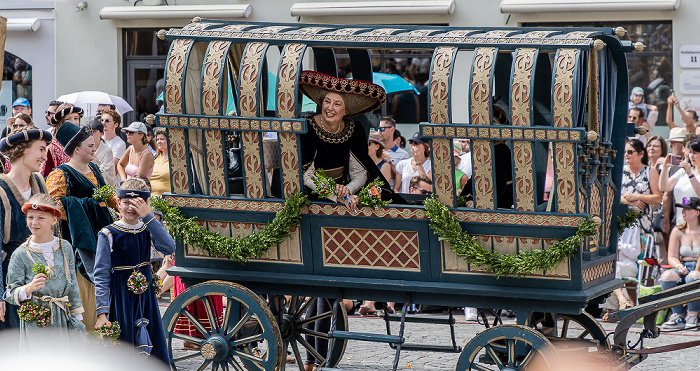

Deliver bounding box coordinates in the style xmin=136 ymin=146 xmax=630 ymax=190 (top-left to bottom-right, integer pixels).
xmin=396 ymin=343 xmax=462 ymax=353
xmin=385 ymin=314 xmax=455 ymax=325
xmin=329 ymin=330 xmax=404 ymax=344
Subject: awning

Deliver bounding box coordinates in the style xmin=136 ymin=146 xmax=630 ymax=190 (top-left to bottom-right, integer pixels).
xmin=99 ymin=4 xmax=252 ymax=20
xmin=7 ymin=18 xmax=41 ymax=32
xmin=500 ymin=0 xmax=680 ymax=13
xmin=290 ymin=1 xmax=456 ymax=17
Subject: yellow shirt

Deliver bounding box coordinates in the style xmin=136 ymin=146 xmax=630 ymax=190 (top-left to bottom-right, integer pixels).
xmin=150 ymin=154 xmax=171 ymax=197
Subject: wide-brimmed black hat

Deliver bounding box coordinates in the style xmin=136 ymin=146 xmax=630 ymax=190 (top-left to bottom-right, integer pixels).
xmin=676 ymin=197 xmax=700 ymax=210
xmin=0 ymin=129 xmax=52 ymax=153
xmin=50 ymin=106 xmax=84 ymax=127
xmin=55 ymin=122 xmax=92 ymax=156
xmin=299 ymin=70 xmax=386 ymax=117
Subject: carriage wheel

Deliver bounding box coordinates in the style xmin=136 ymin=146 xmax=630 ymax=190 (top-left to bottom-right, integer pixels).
xmin=455 ymin=325 xmax=559 ymax=371
xmin=162 ymin=280 xmax=283 ymax=370
xmin=272 ymin=296 xmax=348 ymax=370
xmin=528 ymin=312 xmax=609 ymax=353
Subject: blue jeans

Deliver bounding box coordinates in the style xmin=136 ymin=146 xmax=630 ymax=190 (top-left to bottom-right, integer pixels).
xmin=660 ymin=261 xmax=700 ymax=315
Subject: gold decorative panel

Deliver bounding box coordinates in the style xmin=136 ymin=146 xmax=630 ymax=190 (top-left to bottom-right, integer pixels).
xmin=604 ymin=184 xmax=616 ymax=247
xmin=322 ymin=228 xmax=420 ymax=271
xmin=429 ymin=46 xmax=456 ymax=124
xmin=432 ymin=138 xmax=454 ymax=205
xmin=276 ymin=43 xmax=306 ymax=197
xmin=242 ymin=131 xmax=264 ymax=198
xmin=201 ymin=40 xmax=231 ymax=116
xmin=159 ymin=115 xmax=305 ymax=132
xmin=204 ymin=130 xmax=226 ymax=197
xmin=164 ymin=39 xmax=193 ymax=115
xmin=168 ymin=128 xmax=189 ymax=194
xmin=470 ymin=47 xmax=497 ymax=209
xmin=554 ymin=143 xmax=577 ymax=213
xmin=552 ymin=49 xmax=579 ymax=215
xmin=239 ymin=41 xmax=267 ymax=117
xmin=511 ymin=48 xmax=537 ymax=211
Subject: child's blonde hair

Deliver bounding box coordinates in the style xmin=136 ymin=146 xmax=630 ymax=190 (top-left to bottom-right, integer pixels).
xmin=26 ymin=193 xmax=60 ymax=210
xmin=120 ymin=177 xmax=151 ymax=192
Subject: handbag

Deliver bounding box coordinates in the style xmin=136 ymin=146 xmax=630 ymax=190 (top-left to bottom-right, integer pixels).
xmin=652 ymin=209 xmax=664 ymax=232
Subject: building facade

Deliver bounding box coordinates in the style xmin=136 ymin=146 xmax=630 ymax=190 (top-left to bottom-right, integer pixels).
xmin=1 ymin=0 xmax=692 ymax=135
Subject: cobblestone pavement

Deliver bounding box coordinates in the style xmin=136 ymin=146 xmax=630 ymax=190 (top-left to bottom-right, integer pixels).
xmin=160 ymin=299 xmax=700 ymax=370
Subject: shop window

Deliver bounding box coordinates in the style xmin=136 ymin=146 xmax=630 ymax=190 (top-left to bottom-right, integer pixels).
xmin=2 ymin=52 xmax=32 ymax=119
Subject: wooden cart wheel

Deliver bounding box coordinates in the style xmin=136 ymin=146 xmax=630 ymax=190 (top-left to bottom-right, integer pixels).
xmin=528 ymin=312 xmax=609 ymax=353
xmin=455 ymin=325 xmax=559 ymax=371
xmin=273 ymin=296 xmax=348 ymax=370
xmin=162 ymin=280 xmax=283 ymax=370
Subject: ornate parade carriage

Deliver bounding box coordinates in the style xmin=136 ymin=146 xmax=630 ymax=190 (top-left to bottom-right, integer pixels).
xmin=153 ymin=18 xmax=663 ymax=370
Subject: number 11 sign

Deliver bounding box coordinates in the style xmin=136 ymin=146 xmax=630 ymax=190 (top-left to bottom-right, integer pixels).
xmin=680 ymin=45 xmax=700 ymax=69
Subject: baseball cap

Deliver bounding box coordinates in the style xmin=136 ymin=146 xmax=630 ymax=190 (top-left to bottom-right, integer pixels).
xmin=12 ymin=98 xmax=30 ymax=108
xmin=675 ymin=197 xmax=700 ymax=210
xmin=408 ymin=132 xmax=427 ymax=145
xmin=121 ymin=121 xmax=148 ymax=135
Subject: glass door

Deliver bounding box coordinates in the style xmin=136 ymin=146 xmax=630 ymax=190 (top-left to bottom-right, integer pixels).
xmin=124 ymin=60 xmax=165 ymax=125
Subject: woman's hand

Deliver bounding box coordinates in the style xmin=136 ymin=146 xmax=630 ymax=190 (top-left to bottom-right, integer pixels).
xmin=656 ymin=157 xmax=666 ymax=169
xmin=336 ymin=184 xmax=350 ymax=200
xmin=25 ymin=273 xmax=48 ymax=296
xmin=680 ymin=160 xmax=692 ymax=175
xmin=663 ymin=154 xmax=673 ymax=168
xmin=0 ymin=301 xmax=5 ymax=322
xmin=629 ymin=200 xmax=647 ymax=209
xmin=95 ymin=313 xmax=111 ymax=331
xmin=341 ymin=194 xmax=359 ymax=213
xmin=129 ymin=197 xmax=152 ymax=218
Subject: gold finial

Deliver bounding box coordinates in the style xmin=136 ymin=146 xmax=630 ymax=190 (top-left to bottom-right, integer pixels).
xmin=591 ymin=216 xmax=602 ymax=227
xmin=636 ymin=126 xmax=647 ymax=135
xmin=226 ymin=110 xmax=237 ymax=116
xmin=192 ymin=16 xmax=201 ymax=23
xmin=614 ymin=27 xmax=626 ymax=38
xmin=593 ymin=39 xmax=605 ymax=51
xmin=587 ymin=131 xmax=598 ymax=142
xmin=157 ymin=29 xmax=167 ymax=41
xmin=145 ymin=114 xmax=155 ymax=126
xmin=634 ymin=42 xmax=645 ymax=52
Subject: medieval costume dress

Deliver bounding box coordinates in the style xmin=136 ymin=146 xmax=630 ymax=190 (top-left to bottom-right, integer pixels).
xmin=94 ymin=214 xmax=176 ymax=363
xmin=0 ymin=173 xmax=48 ymax=330
xmin=5 ymin=237 xmax=86 ymax=343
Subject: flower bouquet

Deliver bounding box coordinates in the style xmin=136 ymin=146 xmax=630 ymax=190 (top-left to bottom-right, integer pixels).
xmin=93 ymin=184 xmax=118 ymax=221
xmin=357 ymin=178 xmax=392 ymax=210
xmin=93 ymin=321 xmax=121 ymax=341
xmin=311 ymin=169 xmax=357 ymax=213
xmin=127 ymin=271 xmax=148 ymax=295
xmin=152 ymin=274 xmax=163 ymax=293
xmin=32 ymin=263 xmax=52 ymax=279
xmin=18 ymin=301 xmax=51 ymax=327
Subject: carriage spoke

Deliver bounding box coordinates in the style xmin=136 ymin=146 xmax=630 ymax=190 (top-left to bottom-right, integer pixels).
xmin=506 ymin=339 xmax=516 ymax=367
xmin=221 ymin=299 xmax=236 ymax=334
xmin=561 ymin=318 xmax=570 ymax=338
xmin=299 ymin=311 xmax=333 ymax=326
xmin=517 ymin=347 xmax=537 ymax=369
xmin=183 ymin=309 xmax=213 ymax=338
xmin=172 ymin=351 xmax=203 ymax=363
xmin=202 ymin=296 xmax=221 ymax=333
xmin=299 ymin=327 xmax=330 ymax=339
xmin=226 ymin=311 xmax=253 ymax=338
xmin=291 ymin=340 xmax=307 ymax=371
xmin=228 ymin=358 xmax=246 ymax=371
xmin=230 ymin=333 xmax=265 ymax=347
xmin=289 ymin=296 xmax=299 ymax=314
xmin=578 ymin=330 xmax=590 ymax=339
xmin=231 ymin=350 xmax=265 ymax=369
xmin=294 ymin=297 xmax=316 ymax=320
xmin=195 ymin=359 xmax=213 ymax=371
xmin=485 ymin=344 xmax=504 ymax=368
xmin=295 ymin=334 xmax=326 ymax=363
xmin=172 ymin=332 xmax=206 ymax=345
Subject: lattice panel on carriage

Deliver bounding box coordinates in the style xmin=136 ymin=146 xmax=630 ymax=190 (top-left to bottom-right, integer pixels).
xmin=582 ymin=260 xmax=614 ymax=284
xmin=321 ymin=227 xmax=420 ymax=271
xmin=183 ymin=219 xmax=302 ymax=263
xmin=441 ymin=236 xmax=570 ymax=279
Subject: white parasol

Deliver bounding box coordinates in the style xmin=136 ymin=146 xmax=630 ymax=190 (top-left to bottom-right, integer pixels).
xmin=56 ymin=91 xmax=133 ymax=118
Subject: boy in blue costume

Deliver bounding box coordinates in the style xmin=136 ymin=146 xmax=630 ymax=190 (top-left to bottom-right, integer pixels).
xmin=94 ymin=178 xmax=175 ymax=363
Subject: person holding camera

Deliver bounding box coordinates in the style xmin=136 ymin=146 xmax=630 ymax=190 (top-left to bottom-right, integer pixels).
xmin=660 ymin=140 xmax=700 ymax=226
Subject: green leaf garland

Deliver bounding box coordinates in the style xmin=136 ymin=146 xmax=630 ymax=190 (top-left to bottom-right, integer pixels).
xmin=151 ymin=193 xmax=309 ymax=264
xmin=423 ymin=197 xmax=597 ymax=278
xmin=617 ymin=209 xmax=639 ymax=233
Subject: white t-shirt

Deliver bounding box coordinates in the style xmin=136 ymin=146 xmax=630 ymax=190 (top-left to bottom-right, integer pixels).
xmin=671 ymin=170 xmax=698 ymax=225
xmin=395 ymin=158 xmax=432 ymax=193
xmin=458 ymin=152 xmax=472 ymax=180
xmin=105 ymin=136 xmax=126 ymax=160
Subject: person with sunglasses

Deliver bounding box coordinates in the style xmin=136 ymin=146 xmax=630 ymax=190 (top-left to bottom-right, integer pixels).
xmin=409 ymin=175 xmax=432 ymax=195
xmin=603 ymin=138 xmax=661 ymax=316
xmin=628 ymin=107 xmax=651 ymax=145
xmin=659 ymin=197 xmax=700 ymax=330
xmin=100 ymin=109 xmax=126 ymax=178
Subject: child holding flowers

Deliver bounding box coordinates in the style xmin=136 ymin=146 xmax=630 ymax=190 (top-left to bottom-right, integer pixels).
xmin=5 ymin=194 xmax=86 ymax=343
xmin=94 ymin=178 xmax=175 ymax=363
